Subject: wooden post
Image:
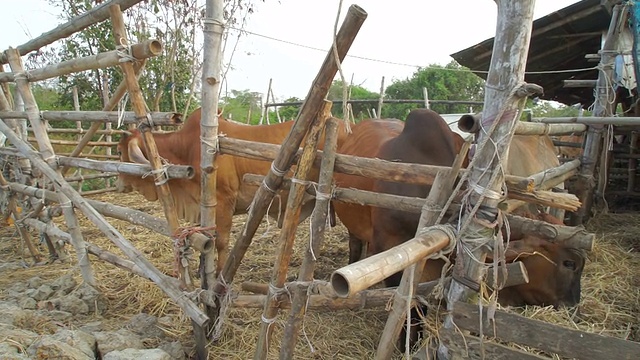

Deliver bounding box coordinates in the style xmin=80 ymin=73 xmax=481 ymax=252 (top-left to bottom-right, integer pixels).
xmin=270 ymin=87 xmax=282 ymax=123
xmin=102 ymin=70 xmax=113 ymax=189
xmin=71 ymin=86 xmax=85 ymax=191
xmin=628 ymin=131 xmax=638 ymax=191
xmin=377 ymin=76 xmax=385 ymax=118
xmin=571 ymin=5 xmax=625 ymax=225
xmin=215 ymin=4 xmax=367 ymax=293
xmin=279 ymin=116 xmax=340 ymax=358
xmin=376 ymin=139 xmax=468 ymax=359
xmin=0 ymin=172 xmax=41 ymax=262
xmin=199 ymin=0 xmax=225 ymax=353
xmin=61 ymin=59 xmax=147 ymax=176
xmin=438 ymin=2 xmax=538 ymax=359
xmin=253 ymin=101 xmax=331 ymax=360
xmin=260 ymin=78 xmax=273 ymax=125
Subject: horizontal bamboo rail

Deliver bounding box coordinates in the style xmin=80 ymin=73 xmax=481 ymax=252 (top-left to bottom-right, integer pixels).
xmin=0 ymin=110 xmax=182 ymax=125
xmin=0 ymin=0 xmax=145 ymax=64
xmin=0 ymin=40 xmax=162 ymax=83
xmin=28 ymin=138 xmax=118 ymax=147
xmin=27 ymin=127 xmax=129 ymax=135
xmin=59 ymin=153 xmax=119 ymax=160
xmin=264 ymin=99 xmax=484 ymax=108
xmin=65 ymin=172 xmax=117 ymax=182
xmin=515 ymin=122 xmax=587 ymax=136
xmin=532 ymin=116 xmax=640 ymax=125
xmin=242 ymin=174 xmax=593 ymax=250
xmin=0 ymin=147 xmax=193 ymax=179
xmin=331 ymin=226 xmax=453 ymax=298
xmin=219 ymin=137 xmax=535 ymax=191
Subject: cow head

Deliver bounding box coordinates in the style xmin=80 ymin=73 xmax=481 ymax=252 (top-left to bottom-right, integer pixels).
xmin=500 ymin=236 xmax=586 ymax=308
xmin=116 ymin=131 xmax=159 ymax=201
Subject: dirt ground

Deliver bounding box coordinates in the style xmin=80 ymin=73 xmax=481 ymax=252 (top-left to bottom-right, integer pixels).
xmin=1 ymin=190 xmax=639 ymax=359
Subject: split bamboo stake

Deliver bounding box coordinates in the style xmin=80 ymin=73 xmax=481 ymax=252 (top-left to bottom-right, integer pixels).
xmin=438 ymin=2 xmax=537 ymax=358
xmin=199 ymin=0 xmax=225 ymax=347
xmin=60 ymin=59 xmax=148 ymax=176
xmin=254 ymin=101 xmax=331 ymax=360
xmin=377 ymin=76 xmax=384 ymax=119
xmin=6 ymin=48 xmax=96 ymax=286
xmin=280 ymin=116 xmax=340 ymax=358
xmin=0 ymin=120 xmax=209 ymax=327
xmin=215 ymin=4 xmax=368 ymax=294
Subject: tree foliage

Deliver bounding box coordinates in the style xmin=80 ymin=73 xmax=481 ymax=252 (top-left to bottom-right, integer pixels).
xmin=383 ymin=61 xmax=485 ymax=119
xmin=327 ymin=80 xmax=380 ymax=120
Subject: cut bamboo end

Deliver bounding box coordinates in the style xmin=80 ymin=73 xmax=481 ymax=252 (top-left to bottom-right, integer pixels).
xmin=188 ymin=233 xmax=214 ymax=254
xmin=330 ymin=226 xmax=452 ymax=298
xmin=486 ymin=261 xmax=529 ymax=289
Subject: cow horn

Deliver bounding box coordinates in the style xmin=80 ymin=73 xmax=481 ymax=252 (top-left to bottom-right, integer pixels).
xmin=458 ymin=113 xmax=481 ymax=134
xmin=128 ymin=138 xmax=150 ymax=165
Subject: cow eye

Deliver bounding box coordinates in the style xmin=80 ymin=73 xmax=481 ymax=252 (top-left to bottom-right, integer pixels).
xmin=563 ymin=260 xmax=576 ymax=270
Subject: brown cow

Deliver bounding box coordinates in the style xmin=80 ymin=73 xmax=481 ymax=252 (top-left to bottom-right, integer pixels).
xmin=116 ymin=108 xmax=347 ymax=276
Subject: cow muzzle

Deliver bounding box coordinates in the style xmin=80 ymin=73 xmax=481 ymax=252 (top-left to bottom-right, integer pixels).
xmin=115 ymin=178 xmax=133 ymax=193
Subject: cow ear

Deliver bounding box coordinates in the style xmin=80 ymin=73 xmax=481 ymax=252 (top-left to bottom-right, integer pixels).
xmin=128 ymin=138 xmax=150 ymax=164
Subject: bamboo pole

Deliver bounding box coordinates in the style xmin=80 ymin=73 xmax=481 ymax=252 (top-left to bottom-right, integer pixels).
xmin=532 ymin=116 xmax=640 ymax=125
xmin=0 ymin=147 xmax=194 ymax=178
xmin=219 ymin=137 xmax=534 ymax=190
xmin=199 ymin=0 xmax=225 ymax=350
xmin=65 ymin=173 xmax=117 ymax=183
xmin=27 ymin=127 xmax=129 ymax=135
xmin=0 ymin=41 xmax=161 ymax=84
xmin=109 ymin=4 xmax=192 ymax=285
xmin=376 ymin=76 xmax=384 ymax=119
xmin=331 ymin=227 xmax=452 ymax=298
xmin=0 ymin=120 xmax=209 ymax=326
xmin=60 ymin=59 xmax=148 ymax=176
xmin=6 ymin=48 xmax=97 ymax=286
xmin=242 ymin=175 xmax=592 ymax=250
xmin=439 ymin=2 xmax=537 ymax=358
xmin=27 ymin=138 xmax=119 ymax=147
xmin=36 ymin=109 xmax=179 ymax=124
xmin=571 ymin=5 xmax=624 ymax=225
xmin=215 ymin=4 xmax=368 ymax=294
xmin=514 ymin=122 xmax=586 ymax=136
xmin=280 ymin=116 xmax=340 ymax=358
xmin=0 ymin=0 xmax=144 ymax=64
xmin=254 ymin=101 xmax=331 ymax=360
xmin=376 ymin=139 xmax=469 ymax=359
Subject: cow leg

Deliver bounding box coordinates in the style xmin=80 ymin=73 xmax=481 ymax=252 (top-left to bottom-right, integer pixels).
xmin=215 ymin=195 xmax=235 ymax=277
xmin=348 ymin=233 xmax=363 ymax=264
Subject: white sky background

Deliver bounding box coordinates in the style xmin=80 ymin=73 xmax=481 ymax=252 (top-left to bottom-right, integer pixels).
xmin=0 ymin=0 xmax=579 ymax=101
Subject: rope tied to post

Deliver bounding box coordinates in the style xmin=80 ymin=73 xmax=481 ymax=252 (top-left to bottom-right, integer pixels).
xmin=141 ymin=156 xmax=171 ymax=186
xmin=115 ymin=37 xmax=137 ymax=63
xmin=171 ymin=225 xmax=217 ymax=277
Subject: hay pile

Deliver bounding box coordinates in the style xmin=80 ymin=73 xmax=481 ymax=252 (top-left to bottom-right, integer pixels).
xmin=1 ymin=191 xmax=639 ymax=359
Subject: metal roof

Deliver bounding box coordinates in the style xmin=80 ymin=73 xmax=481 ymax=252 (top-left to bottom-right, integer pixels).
xmin=450 ymin=0 xmax=617 ymax=106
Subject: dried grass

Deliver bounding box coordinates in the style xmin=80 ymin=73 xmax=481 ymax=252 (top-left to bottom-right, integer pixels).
xmin=1 ymin=192 xmax=639 ymax=359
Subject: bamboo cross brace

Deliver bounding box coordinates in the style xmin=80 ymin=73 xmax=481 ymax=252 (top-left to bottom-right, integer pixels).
xmin=253 ymin=102 xmax=331 ymax=360
xmin=109 ymin=4 xmax=189 ymax=282
xmin=6 ymin=48 xmax=96 ymax=286
xmin=61 ymin=59 xmax=147 ymax=176
xmin=0 ymin=172 xmax=41 ymax=262
xmin=279 ymin=116 xmax=339 ymax=358
xmin=376 ymin=138 xmax=469 ymax=359
xmin=214 ymin=4 xmax=368 ymax=294
xmin=0 ymin=119 xmax=209 ymax=326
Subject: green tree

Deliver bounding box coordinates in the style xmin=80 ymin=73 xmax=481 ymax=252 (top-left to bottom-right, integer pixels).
xmin=383 ymin=61 xmax=485 ymax=119
xmin=278 ymin=97 xmax=302 ymax=121
xmin=220 ymin=89 xmax=266 ymax=124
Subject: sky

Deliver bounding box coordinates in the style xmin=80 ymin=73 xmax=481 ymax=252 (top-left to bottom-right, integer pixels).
xmin=0 ymin=0 xmax=581 ymax=101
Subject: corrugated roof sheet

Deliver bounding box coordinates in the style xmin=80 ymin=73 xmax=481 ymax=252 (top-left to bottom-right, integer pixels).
xmin=450 ymin=0 xmax=615 ymax=106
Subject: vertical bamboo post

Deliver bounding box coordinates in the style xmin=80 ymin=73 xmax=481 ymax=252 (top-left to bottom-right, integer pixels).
xmin=71 ymin=86 xmax=85 ymax=191
xmin=6 ymin=48 xmax=96 ymax=286
xmin=10 ymin=88 xmax=33 ymax=186
xmin=628 ymin=131 xmax=638 ymax=191
xmin=254 ymin=101 xmax=331 ymax=360
xmin=200 ymin=0 xmax=224 ymax=351
xmin=271 ymin=87 xmax=283 ymax=123
xmin=377 ymin=76 xmax=385 ymax=118
xmin=261 ymin=78 xmax=273 ymax=125
xmin=102 ymin=70 xmax=113 ymax=189
xmin=570 ymin=5 xmax=624 ymax=225
xmin=108 ymin=5 xmax=187 ymax=281
xmin=279 ymin=115 xmax=339 ymax=359
xmin=376 ymin=141 xmax=469 ymax=359
xmin=215 ymin=4 xmax=367 ymax=293
xmin=423 ymin=87 xmax=429 ymax=109
xmin=60 ymin=59 xmax=147 ymax=176
xmin=437 ymin=1 xmax=537 ymax=358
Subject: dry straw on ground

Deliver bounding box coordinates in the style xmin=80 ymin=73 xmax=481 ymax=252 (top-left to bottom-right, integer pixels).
xmin=1 ymin=191 xmax=639 ymax=359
